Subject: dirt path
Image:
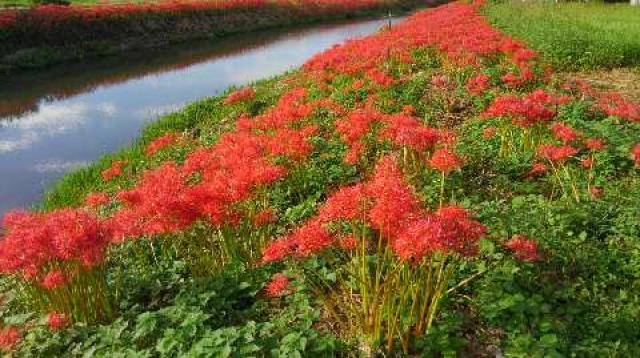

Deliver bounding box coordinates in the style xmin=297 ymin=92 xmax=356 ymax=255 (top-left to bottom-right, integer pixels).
xmin=563 ymin=67 xmax=640 ymax=101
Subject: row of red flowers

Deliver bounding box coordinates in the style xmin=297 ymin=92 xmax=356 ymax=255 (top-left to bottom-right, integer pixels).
xmin=0 ymin=0 xmax=404 ymax=31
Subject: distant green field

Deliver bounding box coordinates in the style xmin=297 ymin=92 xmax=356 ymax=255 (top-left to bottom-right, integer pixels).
xmin=485 ymin=1 xmax=640 ymax=70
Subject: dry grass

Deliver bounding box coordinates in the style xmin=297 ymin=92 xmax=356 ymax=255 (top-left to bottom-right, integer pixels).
xmin=563 ymin=67 xmax=640 ymax=101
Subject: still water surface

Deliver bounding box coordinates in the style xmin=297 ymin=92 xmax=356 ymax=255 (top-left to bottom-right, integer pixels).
xmin=0 ymin=16 xmax=401 ymax=216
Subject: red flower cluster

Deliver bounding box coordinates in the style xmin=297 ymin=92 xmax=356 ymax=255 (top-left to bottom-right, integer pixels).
xmin=483 ymin=90 xmax=568 ymax=127
xmin=0 ymin=84 xmax=324 ymax=289
xmin=47 ymin=311 xmax=70 ymax=331
xmin=505 ymin=235 xmax=539 ymax=262
xmin=101 ymin=160 xmax=127 ymax=181
xmin=380 ymin=113 xmax=440 ymax=152
xmin=107 ymin=162 xmax=199 ymax=241
xmin=224 ymin=86 xmax=256 ymax=105
xmin=526 ymin=162 xmax=548 ymax=177
xmin=335 ymin=107 xmax=440 ymax=164
xmin=0 ymin=326 xmax=20 ymax=351
xmin=394 ymin=205 xmax=486 ymax=261
xmin=264 ymin=273 xmax=290 ymax=297
xmin=466 ymin=74 xmax=491 ymax=96
xmin=0 ymin=209 xmax=107 ymax=281
xmin=41 ymin=270 xmax=67 ymax=290
xmin=537 ymin=144 xmax=578 ymax=163
xmin=252 ymin=209 xmax=278 ymax=227
xmin=431 ymin=74 xmax=450 ymax=89
xmin=633 ymin=143 xmax=640 ymax=167
xmin=550 ymin=122 xmax=579 ymax=143
xmin=501 ymin=68 xmax=534 ymax=89
xmin=366 ymin=68 xmax=395 ymax=88
xmin=304 ymin=2 xmax=541 ymax=80
xmin=85 ymin=192 xmax=110 ymax=207
xmin=596 ymin=92 xmax=640 ymax=123
xmin=0 ymin=11 xmax=16 ymax=28
xmin=262 ymin=156 xmax=485 ymax=263
xmin=580 ymin=157 xmax=595 ymax=169
xmin=145 ymin=132 xmax=178 ymax=156
xmin=0 ymin=0 xmax=395 ymax=31
xmin=585 ymin=138 xmax=606 ymax=151
xmin=428 ymin=148 xmax=463 ymax=175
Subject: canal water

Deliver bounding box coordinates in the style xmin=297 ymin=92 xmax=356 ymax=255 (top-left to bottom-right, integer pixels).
xmin=0 ymin=16 xmax=402 ymax=216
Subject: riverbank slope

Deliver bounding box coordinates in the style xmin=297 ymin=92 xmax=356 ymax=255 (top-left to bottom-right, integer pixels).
xmin=1 ymin=1 xmax=639 ymax=356
xmin=0 ymin=0 xmax=427 ymax=74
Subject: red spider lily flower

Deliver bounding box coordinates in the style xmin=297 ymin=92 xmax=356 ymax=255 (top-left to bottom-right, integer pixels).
xmin=366 ymin=68 xmax=395 ymax=87
xmin=633 ymin=143 xmax=640 ymax=166
xmin=526 ymin=162 xmax=548 ymax=177
xmin=581 ymin=157 xmax=595 ymax=169
xmin=318 ymin=183 xmax=370 ymax=223
xmin=264 ymin=273 xmax=290 ymax=297
xmin=394 ymin=206 xmax=486 ymax=261
xmin=511 ymin=48 xmax=537 ymax=63
xmin=466 ymin=74 xmax=490 ymax=96
xmin=596 ymin=91 xmax=640 ymax=123
xmin=428 ymin=148 xmax=463 ymax=175
xmin=431 ymin=74 xmax=450 ymax=89
xmin=366 ymin=157 xmax=421 ymax=239
xmin=338 ymin=235 xmax=358 ymax=250
xmin=380 ymin=114 xmax=440 ymax=151
xmin=537 ymin=144 xmax=578 ymax=163
xmin=85 ymin=192 xmax=109 ymax=207
xmin=393 ymin=215 xmax=445 ymax=261
xmin=501 ymin=72 xmax=525 ymax=88
xmin=483 ymin=90 xmax=562 ymax=127
xmin=550 ymin=122 xmax=579 ymax=143
xmin=47 ymin=311 xmax=69 ymax=331
xmin=145 ymin=132 xmax=178 ymax=156
xmin=107 ymin=162 xmax=199 ymax=241
xmin=345 ymin=141 xmax=365 ymax=165
xmin=352 ymin=79 xmax=366 ymax=91
xmin=263 ymin=125 xmax=318 ymax=161
xmin=434 ymin=205 xmax=486 ymax=256
xmin=499 ymin=37 xmax=524 ymax=54
xmin=291 ymin=220 xmax=334 ymax=258
xmin=0 ymin=209 xmax=108 ymax=277
xmin=0 ymin=326 xmax=20 ymax=351
xmin=252 ymin=209 xmax=277 ymax=227
xmin=483 ymin=126 xmax=497 ymax=139
xmin=262 ymin=220 xmax=333 ymax=261
xmin=438 ymin=130 xmax=457 ymax=147
xmin=336 ymin=108 xmax=381 ymax=144
xmin=224 ymin=87 xmax=256 ymax=105
xmin=41 ymin=270 xmax=67 ymax=290
xmin=585 ymin=138 xmax=607 ymax=151
xmin=589 ymin=187 xmax=604 ymax=199
xmin=261 ymin=237 xmax=297 ymax=264
xmin=505 ymin=235 xmax=539 ymax=262
xmin=101 ymin=160 xmax=127 ymax=182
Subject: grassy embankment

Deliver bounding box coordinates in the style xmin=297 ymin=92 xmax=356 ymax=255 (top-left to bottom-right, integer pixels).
xmin=1 ymin=2 xmax=640 ymax=356
xmin=484 ymin=1 xmax=640 ymax=71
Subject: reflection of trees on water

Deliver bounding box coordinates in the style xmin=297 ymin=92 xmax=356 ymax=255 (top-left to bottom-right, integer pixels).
xmin=0 ymin=20 xmax=358 ymax=120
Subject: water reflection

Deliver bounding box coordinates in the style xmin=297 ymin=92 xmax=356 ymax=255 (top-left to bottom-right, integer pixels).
xmin=0 ymin=16 xmax=399 ymax=216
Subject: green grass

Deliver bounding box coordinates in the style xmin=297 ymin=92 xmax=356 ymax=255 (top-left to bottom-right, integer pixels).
xmin=484 ymin=1 xmax=640 ymax=70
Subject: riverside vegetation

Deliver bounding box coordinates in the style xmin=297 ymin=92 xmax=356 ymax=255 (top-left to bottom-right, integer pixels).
xmin=0 ymin=0 xmax=426 ymax=74
xmin=0 ymin=1 xmax=639 ymax=356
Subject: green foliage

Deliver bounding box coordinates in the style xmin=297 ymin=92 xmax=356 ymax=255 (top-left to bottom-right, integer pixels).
xmin=485 ymin=1 xmax=640 ymax=70
xmin=10 ymin=261 xmax=342 ymax=357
